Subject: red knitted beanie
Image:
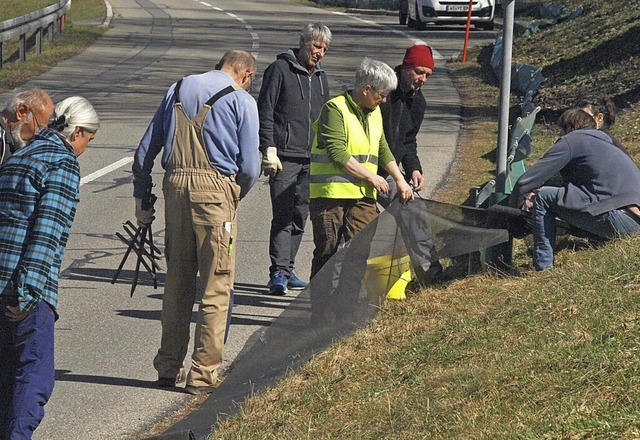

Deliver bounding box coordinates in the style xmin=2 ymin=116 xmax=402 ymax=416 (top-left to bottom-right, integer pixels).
xmin=402 ymin=45 xmax=435 ymax=70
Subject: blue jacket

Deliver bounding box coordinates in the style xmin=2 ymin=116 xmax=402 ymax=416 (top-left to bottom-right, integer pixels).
xmin=511 ymin=128 xmax=640 ymax=215
xmin=0 ymin=129 xmax=80 ymax=314
xmin=133 ymin=70 xmax=260 ymax=199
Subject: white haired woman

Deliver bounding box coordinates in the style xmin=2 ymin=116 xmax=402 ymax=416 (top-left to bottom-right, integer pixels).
xmin=0 ymin=96 xmax=99 ymax=438
xmin=308 ymin=58 xmax=413 ymax=326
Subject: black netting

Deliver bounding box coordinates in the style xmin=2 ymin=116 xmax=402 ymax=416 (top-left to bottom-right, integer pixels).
xmin=165 ymin=199 xmax=509 ymax=438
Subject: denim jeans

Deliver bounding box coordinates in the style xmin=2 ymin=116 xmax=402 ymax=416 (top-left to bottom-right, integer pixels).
xmin=533 ymin=186 xmax=640 ymax=270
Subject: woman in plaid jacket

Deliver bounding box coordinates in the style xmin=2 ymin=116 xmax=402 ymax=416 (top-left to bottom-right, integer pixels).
xmin=0 ymin=96 xmax=99 ymax=440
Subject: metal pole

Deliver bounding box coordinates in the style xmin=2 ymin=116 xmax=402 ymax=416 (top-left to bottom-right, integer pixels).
xmin=461 ymin=0 xmax=474 ymax=62
xmin=495 ymin=0 xmax=515 ymax=193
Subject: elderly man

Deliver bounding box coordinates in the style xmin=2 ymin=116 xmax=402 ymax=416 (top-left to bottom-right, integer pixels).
xmin=258 ymin=23 xmax=332 ymax=295
xmin=377 ymin=44 xmax=444 ymax=287
xmin=133 ymin=50 xmax=260 ymax=395
xmin=308 ymin=58 xmax=412 ymax=323
xmin=0 ymin=88 xmax=55 ymax=164
xmin=510 ymin=108 xmax=640 ymax=271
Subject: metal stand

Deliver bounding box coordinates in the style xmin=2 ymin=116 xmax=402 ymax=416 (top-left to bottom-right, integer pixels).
xmin=111 ymin=220 xmax=162 ymax=296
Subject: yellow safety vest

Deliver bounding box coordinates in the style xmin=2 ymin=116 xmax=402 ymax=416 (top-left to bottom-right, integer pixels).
xmin=310 ymin=95 xmax=382 ymax=199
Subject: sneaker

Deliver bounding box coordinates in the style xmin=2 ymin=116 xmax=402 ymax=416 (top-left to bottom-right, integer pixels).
xmin=287 ymin=271 xmax=308 ymax=290
xmin=267 ymin=271 xmax=288 ymax=295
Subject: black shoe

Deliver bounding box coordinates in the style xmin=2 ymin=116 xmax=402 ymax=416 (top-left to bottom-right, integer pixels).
xmin=157 ymin=369 xmax=186 ymax=388
xmin=408 ymin=262 xmax=448 ymax=292
xmin=157 ymin=377 xmax=176 ymax=388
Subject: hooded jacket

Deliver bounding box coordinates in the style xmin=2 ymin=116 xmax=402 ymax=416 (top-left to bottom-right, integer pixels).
xmin=0 ymin=117 xmax=17 ymax=165
xmin=258 ymin=48 xmax=329 ymax=159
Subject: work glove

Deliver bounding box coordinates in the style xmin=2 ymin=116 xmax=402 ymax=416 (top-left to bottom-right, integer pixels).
xmin=135 ymin=197 xmax=155 ymax=227
xmin=261 ymin=146 xmax=282 ymax=177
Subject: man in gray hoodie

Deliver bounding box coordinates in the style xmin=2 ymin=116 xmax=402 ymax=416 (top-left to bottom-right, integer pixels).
xmin=258 ymin=23 xmax=332 ymax=295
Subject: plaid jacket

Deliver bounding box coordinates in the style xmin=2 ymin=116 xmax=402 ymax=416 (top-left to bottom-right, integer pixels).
xmin=0 ymin=129 xmax=80 ymax=313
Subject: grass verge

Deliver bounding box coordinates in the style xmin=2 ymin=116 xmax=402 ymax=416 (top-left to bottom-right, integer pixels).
xmin=0 ymin=0 xmax=107 ymax=94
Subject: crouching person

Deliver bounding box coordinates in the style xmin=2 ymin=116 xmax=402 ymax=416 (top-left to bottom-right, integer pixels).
xmin=510 ymin=108 xmax=640 ymax=271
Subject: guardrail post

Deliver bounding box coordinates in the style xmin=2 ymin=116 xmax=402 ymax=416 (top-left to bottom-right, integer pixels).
xmin=0 ymin=0 xmax=71 ymax=69
xmin=19 ymin=33 xmax=26 ymax=61
xmin=36 ymin=28 xmax=43 ymax=55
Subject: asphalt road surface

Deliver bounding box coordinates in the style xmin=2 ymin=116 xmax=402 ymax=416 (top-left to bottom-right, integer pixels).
xmin=1 ymin=1 xmax=497 ymax=438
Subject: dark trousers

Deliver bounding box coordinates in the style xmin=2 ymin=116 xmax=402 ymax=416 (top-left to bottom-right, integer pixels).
xmin=377 ymin=176 xmax=440 ymax=273
xmin=309 ymin=198 xmax=379 ymax=326
xmin=268 ymin=158 xmax=310 ymax=277
xmin=0 ymin=300 xmax=55 ymax=440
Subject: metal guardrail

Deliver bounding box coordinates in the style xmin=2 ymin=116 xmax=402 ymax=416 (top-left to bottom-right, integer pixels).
xmin=0 ymin=0 xmax=71 ymax=69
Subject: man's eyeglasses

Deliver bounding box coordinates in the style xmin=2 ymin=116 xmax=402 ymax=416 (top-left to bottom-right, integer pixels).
xmin=30 ymin=109 xmax=52 ymax=130
xmin=375 ymin=89 xmax=390 ymax=99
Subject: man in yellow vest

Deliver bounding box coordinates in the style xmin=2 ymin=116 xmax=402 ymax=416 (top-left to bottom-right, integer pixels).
xmin=309 ymin=58 xmax=413 ymax=325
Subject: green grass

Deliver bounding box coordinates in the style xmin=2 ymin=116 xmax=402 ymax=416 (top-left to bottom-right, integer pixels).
xmin=212 ymin=236 xmax=640 ymax=439
xmin=0 ymin=0 xmax=106 ymax=93
xmin=207 ymin=1 xmax=640 ymax=438
xmin=0 ymin=1 xmax=54 ymax=22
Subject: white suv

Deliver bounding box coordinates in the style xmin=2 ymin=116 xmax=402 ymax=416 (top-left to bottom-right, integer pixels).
xmin=407 ymin=0 xmax=496 ymax=30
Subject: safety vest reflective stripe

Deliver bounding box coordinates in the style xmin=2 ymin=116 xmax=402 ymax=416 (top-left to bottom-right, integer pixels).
xmin=309 ymin=173 xmax=362 ymax=185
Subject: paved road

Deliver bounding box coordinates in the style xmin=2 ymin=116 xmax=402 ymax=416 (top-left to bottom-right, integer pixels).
xmin=1 ymin=1 xmax=496 ymax=438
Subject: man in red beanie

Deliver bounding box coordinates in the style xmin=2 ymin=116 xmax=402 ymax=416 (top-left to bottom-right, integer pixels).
xmin=378 ymin=44 xmax=445 ymax=287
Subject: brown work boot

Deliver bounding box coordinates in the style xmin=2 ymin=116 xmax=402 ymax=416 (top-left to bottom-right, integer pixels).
xmin=184 ymin=376 xmax=225 ymax=395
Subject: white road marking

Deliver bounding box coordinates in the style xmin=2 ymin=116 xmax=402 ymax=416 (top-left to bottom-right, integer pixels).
xmin=80 ymin=157 xmax=133 ymax=186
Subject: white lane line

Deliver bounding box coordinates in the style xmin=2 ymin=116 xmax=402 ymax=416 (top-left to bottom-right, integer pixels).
xmin=80 ymin=157 xmax=133 ymax=186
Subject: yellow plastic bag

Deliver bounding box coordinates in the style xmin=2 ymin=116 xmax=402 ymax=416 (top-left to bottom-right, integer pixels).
xmin=364 ymin=254 xmax=411 ymax=301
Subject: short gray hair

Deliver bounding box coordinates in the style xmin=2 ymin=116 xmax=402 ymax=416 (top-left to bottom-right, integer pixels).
xmin=2 ymin=88 xmax=50 ymax=115
xmin=216 ymin=49 xmax=256 ymax=73
xmin=53 ymin=96 xmax=100 ymax=138
xmin=354 ymin=58 xmax=397 ymax=92
xmin=300 ymin=23 xmax=332 ymax=47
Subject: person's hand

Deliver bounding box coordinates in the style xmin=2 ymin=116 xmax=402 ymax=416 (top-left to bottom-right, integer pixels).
xmin=410 ymin=170 xmax=425 ymax=192
xmin=261 ymin=146 xmax=282 ymax=177
xmin=5 ymin=305 xmax=29 ymax=322
xmin=396 ymin=180 xmax=414 ymax=203
xmin=135 ymin=197 xmax=155 ymax=227
xmin=370 ymin=174 xmax=390 ymax=194
xmin=522 ymin=192 xmax=536 ymax=213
